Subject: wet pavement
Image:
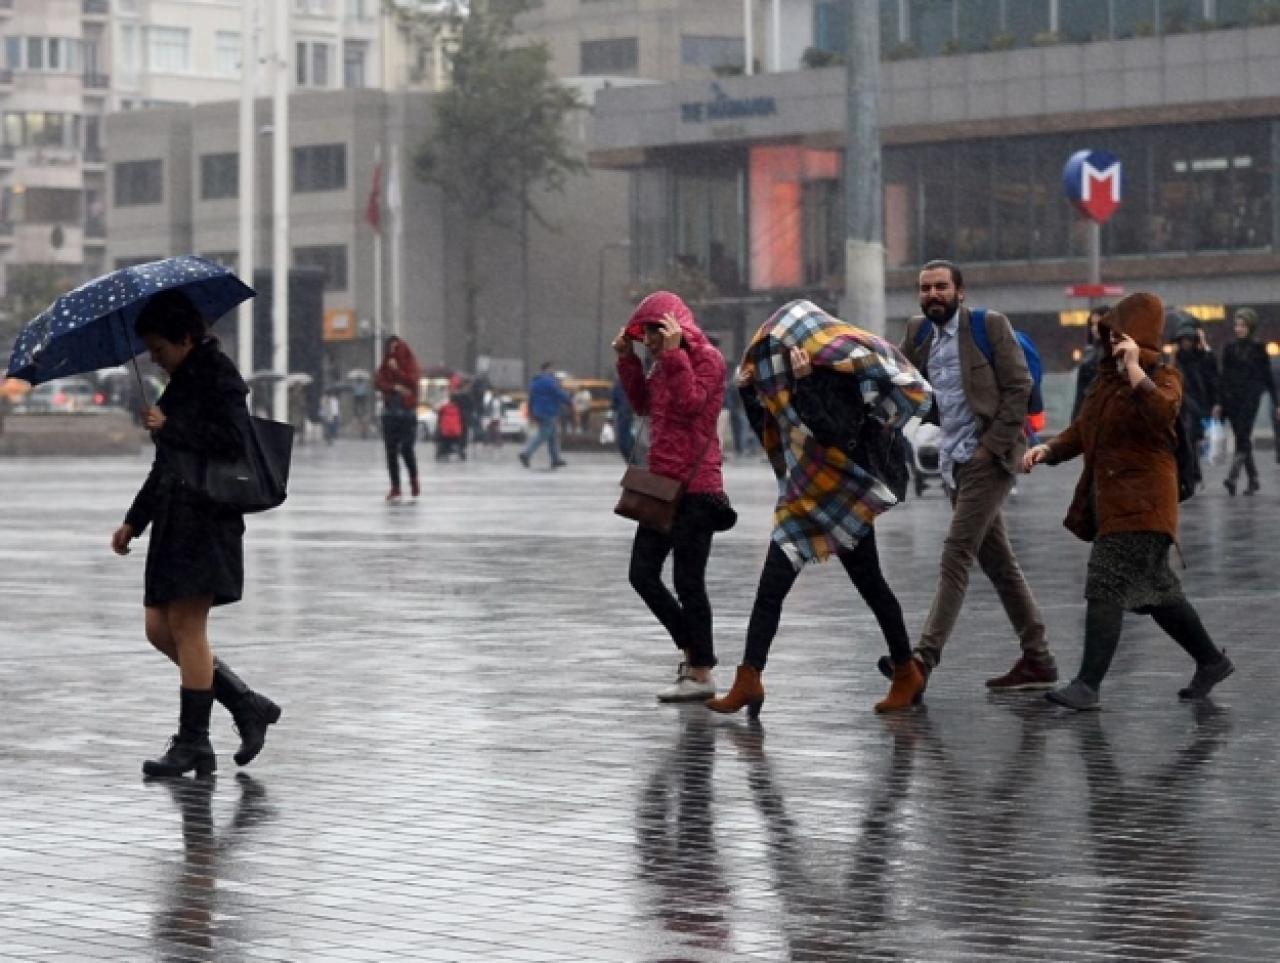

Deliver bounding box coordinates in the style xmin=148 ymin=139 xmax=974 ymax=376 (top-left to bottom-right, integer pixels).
xmin=1 ymin=439 xmax=1279 ymax=961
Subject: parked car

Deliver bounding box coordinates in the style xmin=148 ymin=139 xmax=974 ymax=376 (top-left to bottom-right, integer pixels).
xmin=21 ymin=377 xmax=105 ymax=413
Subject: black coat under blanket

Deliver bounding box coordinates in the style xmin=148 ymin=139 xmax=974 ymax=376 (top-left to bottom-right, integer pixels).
xmin=124 ymin=338 xmax=250 ymax=608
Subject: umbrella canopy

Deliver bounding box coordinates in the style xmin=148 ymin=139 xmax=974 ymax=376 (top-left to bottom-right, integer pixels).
xmin=345 ymin=368 xmax=371 ymax=382
xmin=6 ymin=255 xmax=254 ymax=386
xmin=285 ymin=372 xmax=313 ymax=388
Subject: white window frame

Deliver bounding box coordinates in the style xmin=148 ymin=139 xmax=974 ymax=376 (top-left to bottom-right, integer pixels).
xmin=214 ymin=31 xmax=240 ymax=76
xmin=147 ymin=26 xmax=192 ymax=74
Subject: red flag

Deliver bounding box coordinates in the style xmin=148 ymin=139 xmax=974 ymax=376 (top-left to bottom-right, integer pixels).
xmin=365 ymin=163 xmax=382 ymax=233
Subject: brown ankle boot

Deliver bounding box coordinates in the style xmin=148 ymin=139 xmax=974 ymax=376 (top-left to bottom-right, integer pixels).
xmin=705 ymin=665 xmax=765 ymax=717
xmin=875 ymin=660 xmax=925 ymax=713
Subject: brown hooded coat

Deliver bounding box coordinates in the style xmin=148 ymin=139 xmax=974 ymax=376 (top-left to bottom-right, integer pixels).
xmin=1046 ymin=292 xmax=1183 ymax=542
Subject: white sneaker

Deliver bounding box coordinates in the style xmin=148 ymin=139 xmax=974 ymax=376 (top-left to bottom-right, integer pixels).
xmin=656 ymin=663 xmax=716 ymax=703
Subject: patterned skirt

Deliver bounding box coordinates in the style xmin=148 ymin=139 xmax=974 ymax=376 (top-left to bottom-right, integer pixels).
xmin=1083 ymin=532 xmax=1184 ymax=612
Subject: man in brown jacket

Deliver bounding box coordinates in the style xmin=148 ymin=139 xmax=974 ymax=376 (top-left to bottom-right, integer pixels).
xmin=880 ymin=260 xmax=1057 ymax=694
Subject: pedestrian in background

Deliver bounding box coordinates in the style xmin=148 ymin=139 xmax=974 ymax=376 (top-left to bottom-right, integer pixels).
xmin=705 ymin=302 xmax=932 ymax=718
xmin=573 ymin=385 xmax=593 ymax=435
xmin=375 ymin=336 xmax=421 ymax=501
xmin=111 ymin=290 xmax=280 ymax=777
xmin=1171 ymin=319 xmax=1218 ymax=491
xmin=1214 ymin=306 xmax=1278 ymax=496
xmin=322 ymin=390 xmax=341 ymax=446
xmin=1070 ymin=305 xmax=1110 ymax=422
xmin=519 ymin=362 xmax=571 ymax=469
xmin=1025 ymin=293 xmax=1233 ymax=710
xmin=611 ymin=377 xmax=635 ymax=462
xmin=614 ymin=291 xmax=734 ymax=703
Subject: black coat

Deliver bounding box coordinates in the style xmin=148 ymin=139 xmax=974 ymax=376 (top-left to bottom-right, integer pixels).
xmin=1219 ymin=339 xmax=1277 ymax=424
xmin=1174 ymin=346 xmax=1218 ymax=421
xmin=741 ymin=367 xmax=909 ymax=500
xmin=124 ymin=339 xmax=250 ymax=607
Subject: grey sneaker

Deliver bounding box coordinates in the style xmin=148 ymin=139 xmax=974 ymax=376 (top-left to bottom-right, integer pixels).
xmin=1178 ymin=652 xmax=1234 ymax=701
xmin=656 ymin=662 xmax=715 ymax=703
xmin=1046 ymin=678 xmax=1101 ymax=711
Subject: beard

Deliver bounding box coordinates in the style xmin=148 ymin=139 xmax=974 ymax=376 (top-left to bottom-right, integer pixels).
xmin=921 ymin=294 xmax=960 ymax=323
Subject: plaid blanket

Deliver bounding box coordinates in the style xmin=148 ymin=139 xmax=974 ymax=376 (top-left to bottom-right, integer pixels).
xmin=744 ymin=300 xmax=933 ymax=569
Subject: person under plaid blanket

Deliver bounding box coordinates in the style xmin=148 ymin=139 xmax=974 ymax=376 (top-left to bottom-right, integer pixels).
xmin=705 ymin=301 xmax=934 ymax=717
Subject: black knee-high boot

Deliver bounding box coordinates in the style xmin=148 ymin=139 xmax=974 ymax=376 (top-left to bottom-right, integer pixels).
xmin=1077 ymin=600 xmax=1125 ymax=691
xmin=143 ymin=687 xmax=216 ymax=777
xmin=212 ymin=659 xmax=282 ymax=767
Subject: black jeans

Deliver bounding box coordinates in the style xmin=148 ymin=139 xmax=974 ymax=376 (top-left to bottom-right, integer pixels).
xmin=381 ymin=413 xmax=418 ymax=489
xmin=743 ymin=530 xmax=911 ymax=671
xmin=628 ymin=519 xmax=716 ymax=669
xmin=1078 ymin=598 xmax=1222 ymax=690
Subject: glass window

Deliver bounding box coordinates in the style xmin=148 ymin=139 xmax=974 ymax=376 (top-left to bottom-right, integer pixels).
xmin=801 ymin=177 xmax=843 ymax=287
xmin=293 ymin=244 xmax=348 ymax=291
xmin=909 ymin=0 xmax=955 ymax=56
xmin=1058 ymin=0 xmax=1110 ymax=42
xmin=884 ymin=148 xmax=919 ymax=268
xmin=993 ymin=139 xmax=1031 ymax=260
xmin=957 ymin=0 xmax=1000 ymax=51
xmin=148 ymin=27 xmax=191 ymax=73
xmin=47 ymin=39 xmax=62 ymax=71
xmin=749 ymin=146 xmax=839 ymax=290
xmin=954 ymin=141 xmax=993 ymax=261
xmin=27 ymin=38 xmax=43 ymax=71
xmin=813 ymin=0 xmax=849 ymax=56
xmin=669 ymin=160 xmax=745 ymax=291
xmin=1005 ymin=0 xmax=1050 ymax=44
xmin=1214 ymin=0 xmax=1253 ymax=26
xmin=293 ymin=143 xmax=346 ymax=192
xmin=343 ymin=41 xmax=366 ymax=89
xmin=1158 ymin=0 xmax=1199 ymax=33
xmin=920 ymin=144 xmax=956 ymax=260
xmin=312 ymin=43 xmax=330 ymax=87
xmin=1029 ymin=137 xmax=1070 ymax=259
xmin=1113 ymin=0 xmax=1157 ymax=38
xmin=200 ymin=152 xmax=238 ymax=200
xmin=680 ymin=36 xmax=744 ymax=71
xmin=5 ymin=37 xmax=21 ymax=70
xmin=118 ymin=24 xmax=140 ymax=72
xmin=114 ymin=159 xmax=163 ymax=206
xmin=580 ymin=38 xmax=638 ymax=75
xmin=215 ymin=31 xmax=240 ymax=76
xmin=632 ymin=168 xmax=670 ymax=283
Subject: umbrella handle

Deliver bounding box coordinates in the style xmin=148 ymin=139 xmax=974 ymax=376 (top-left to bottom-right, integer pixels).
xmin=129 ymin=354 xmax=150 ymax=410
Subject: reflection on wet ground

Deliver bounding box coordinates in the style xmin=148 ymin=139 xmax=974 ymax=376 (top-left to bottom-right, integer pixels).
xmin=1 ymin=444 xmax=1278 ymax=960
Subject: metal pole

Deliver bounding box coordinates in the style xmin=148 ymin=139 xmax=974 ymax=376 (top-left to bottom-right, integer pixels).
xmin=237 ymin=0 xmax=256 ymax=375
xmin=595 ymin=246 xmax=606 ymax=379
xmin=743 ymin=0 xmax=754 ymax=76
xmin=770 ymin=0 xmax=782 ymax=72
xmin=372 ymin=142 xmax=383 ymax=375
xmin=271 ymin=1 xmax=290 ymax=421
xmin=1088 ymin=220 xmax=1101 ymax=308
xmin=841 ymin=0 xmax=886 ymax=336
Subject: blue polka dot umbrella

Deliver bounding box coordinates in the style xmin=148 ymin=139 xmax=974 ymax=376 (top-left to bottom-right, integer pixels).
xmin=5 ymin=255 xmax=255 ymax=386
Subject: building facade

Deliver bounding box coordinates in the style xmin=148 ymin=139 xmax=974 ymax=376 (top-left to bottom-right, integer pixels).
xmin=591 ymin=19 xmax=1280 ymax=373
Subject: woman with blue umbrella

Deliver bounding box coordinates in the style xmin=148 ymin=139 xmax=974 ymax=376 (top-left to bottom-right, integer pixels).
xmin=8 ymin=256 xmax=282 ymax=777
xmin=111 ymin=290 xmax=280 ymax=777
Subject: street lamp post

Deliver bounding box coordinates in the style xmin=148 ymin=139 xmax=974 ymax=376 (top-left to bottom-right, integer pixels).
xmin=595 ymin=240 xmax=632 ymax=377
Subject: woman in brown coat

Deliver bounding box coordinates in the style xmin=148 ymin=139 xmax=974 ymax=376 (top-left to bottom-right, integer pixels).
xmin=1023 ymin=292 xmax=1233 ymax=710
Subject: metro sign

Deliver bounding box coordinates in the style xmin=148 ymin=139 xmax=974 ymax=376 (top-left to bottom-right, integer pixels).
xmin=1063 ymin=149 xmax=1122 ymax=224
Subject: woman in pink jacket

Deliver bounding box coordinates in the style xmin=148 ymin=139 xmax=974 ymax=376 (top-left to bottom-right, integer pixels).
xmin=614 ymin=291 xmax=735 ymax=703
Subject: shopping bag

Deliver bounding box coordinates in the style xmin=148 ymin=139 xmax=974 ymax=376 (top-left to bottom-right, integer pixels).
xmin=1207 ymin=418 xmax=1228 ymax=466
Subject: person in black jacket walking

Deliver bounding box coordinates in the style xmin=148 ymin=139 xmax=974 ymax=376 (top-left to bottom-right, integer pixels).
xmin=1213 ymin=307 xmax=1279 ymax=496
xmin=111 ymin=291 xmax=280 ymax=777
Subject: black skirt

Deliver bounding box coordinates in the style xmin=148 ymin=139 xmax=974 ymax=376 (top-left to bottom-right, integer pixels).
xmin=1083 ymin=532 xmax=1184 ymax=612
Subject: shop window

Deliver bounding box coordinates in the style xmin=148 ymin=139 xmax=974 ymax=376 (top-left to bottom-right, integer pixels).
xmin=672 ymin=162 xmax=745 ymax=293
xmin=992 ymin=140 xmax=1031 ymax=261
xmin=681 ymin=36 xmax=744 ymax=71
xmin=957 ymin=0 xmax=1001 ymax=51
xmin=909 ymin=0 xmax=955 ymax=56
xmin=1112 ymin=0 xmax=1158 ymax=38
xmin=748 ymin=145 xmax=839 ymax=290
xmin=884 ymin=149 xmax=918 ymax=268
xmin=1058 ymin=0 xmax=1110 ymax=43
xmin=294 ymin=244 xmax=348 ymax=291
xmin=1004 ymin=0 xmax=1050 ymax=44
xmin=1158 ymin=0 xmax=1199 ymax=33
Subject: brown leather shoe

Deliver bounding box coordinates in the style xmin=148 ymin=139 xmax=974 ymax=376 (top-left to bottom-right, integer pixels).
xmin=986 ymin=655 xmax=1058 ymax=690
xmin=705 ymin=665 xmax=764 ymax=718
xmin=875 ymin=660 xmax=926 ymax=713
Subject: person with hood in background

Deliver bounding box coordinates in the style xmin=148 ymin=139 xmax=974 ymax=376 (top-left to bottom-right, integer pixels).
xmin=705 ymin=301 xmax=932 ymax=717
xmin=614 ymin=291 xmax=735 ymax=703
xmin=1025 ymin=293 xmax=1233 ymax=711
xmin=1070 ymin=305 xmax=1110 ymax=423
xmin=1213 ymin=306 xmax=1279 ymax=496
xmin=1170 ymin=317 xmax=1218 ymax=491
xmin=375 ymin=336 xmax=421 ymax=501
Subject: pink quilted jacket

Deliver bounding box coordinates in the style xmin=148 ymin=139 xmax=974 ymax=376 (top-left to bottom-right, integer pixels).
xmin=617 ymin=291 xmax=726 ymax=495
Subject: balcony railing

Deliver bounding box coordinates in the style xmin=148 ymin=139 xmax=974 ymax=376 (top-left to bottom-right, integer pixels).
xmin=82 ymin=72 xmax=110 ymax=90
xmin=82 ymin=0 xmax=109 ymax=16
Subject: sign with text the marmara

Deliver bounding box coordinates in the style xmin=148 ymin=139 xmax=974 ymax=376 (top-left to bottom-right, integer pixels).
xmin=681 ymin=82 xmax=777 ymax=124
xmin=1063 ymin=149 xmax=1122 ymax=224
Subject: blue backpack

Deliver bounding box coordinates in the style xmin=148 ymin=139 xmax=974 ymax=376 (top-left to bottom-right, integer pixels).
xmin=914 ymin=308 xmax=1044 ymax=415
